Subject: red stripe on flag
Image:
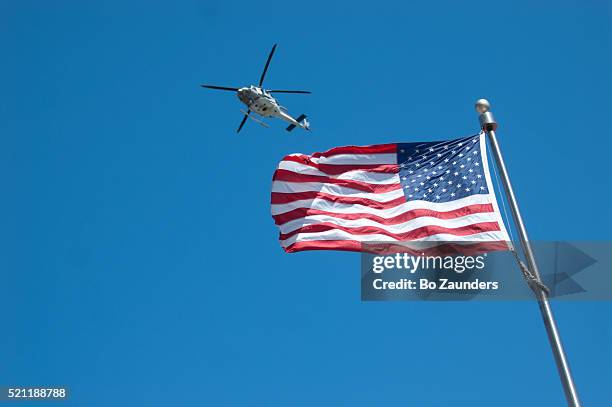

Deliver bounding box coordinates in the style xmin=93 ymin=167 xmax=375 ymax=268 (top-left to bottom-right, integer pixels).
xmin=271 ymin=191 xmax=407 ymax=209
xmin=280 ymin=221 xmax=501 ymax=241
xmin=284 ymin=240 xmax=510 ymax=254
xmin=272 ymin=204 xmax=495 ymax=226
xmin=281 ymin=155 xmax=399 ymax=175
xmin=309 ymin=144 xmax=397 ymax=158
xmin=273 ymin=169 xmax=402 ymax=193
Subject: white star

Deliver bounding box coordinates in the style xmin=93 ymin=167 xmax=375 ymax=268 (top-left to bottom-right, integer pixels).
xmin=414 ymin=187 xmax=419 ymax=191
xmin=402 ymin=177 xmax=407 ymax=180
xmin=457 ymin=184 xmax=462 ymax=188
xmin=429 ymin=147 xmax=434 ymax=152
xmin=435 ymin=195 xmax=440 ymax=200
xmin=411 ymin=179 xmax=416 ymax=183
xmin=477 ymin=174 xmax=482 ymax=178
xmin=444 ymin=158 xmax=449 ymax=163
xmin=458 ymin=142 xmax=463 ymax=146
xmin=448 ymin=180 xmax=453 ymax=185
xmin=408 ymin=170 xmax=414 ymax=174
xmin=458 ymin=153 xmax=464 ymax=158
xmin=400 ymin=149 xmax=405 ymax=153
xmin=471 ymin=180 xmax=476 ymax=184
xmin=451 ymin=150 xmax=456 ymax=154
xmin=426 ymin=176 xmax=431 ymax=180
xmin=443 ymin=145 xmax=448 ymax=149
xmin=452 ymin=161 xmax=457 ymax=165
xmin=446 ymin=170 xmax=451 ymax=174
xmin=467 ymin=157 xmax=471 ymax=161
xmin=439 ymin=176 xmax=445 ymax=181
xmin=472 ymin=138 xmax=477 ymax=143
xmin=460 ymin=164 xmax=465 ymax=168
xmin=454 ymin=172 xmax=459 ymax=176
xmin=417 ymin=174 xmax=422 ymax=178
xmin=451 ymin=192 xmax=456 ymax=197
xmin=468 ymin=169 xmax=473 ymax=173
xmin=432 ymin=171 xmax=437 ymax=175
xmin=473 ymin=150 xmax=478 ymax=155
xmin=437 ymin=153 xmax=442 ymax=157
xmin=442 ymin=188 xmax=447 ymax=192
xmin=420 ymin=182 xmax=425 ymax=186
xmin=480 ymin=186 xmax=485 ymax=190
xmin=416 ymin=163 xmax=420 ymax=167
xmin=430 ymin=161 xmax=435 ymax=166
xmin=474 ymin=162 xmax=480 ymax=166
xmin=465 ymin=187 xmax=470 ymax=192
xmin=428 ymin=188 xmax=433 ymax=193
xmin=433 ymin=183 xmax=439 ymax=187
xmin=408 ymin=194 xmax=413 ymax=198
xmin=462 ymin=176 xmax=467 ymax=180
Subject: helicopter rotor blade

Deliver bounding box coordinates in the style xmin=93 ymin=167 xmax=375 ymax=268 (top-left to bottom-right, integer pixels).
xmin=237 ymin=110 xmax=250 ymax=133
xmin=201 ymin=85 xmax=240 ymax=91
xmin=268 ymin=90 xmax=311 ymax=94
xmin=258 ymin=44 xmax=277 ymax=87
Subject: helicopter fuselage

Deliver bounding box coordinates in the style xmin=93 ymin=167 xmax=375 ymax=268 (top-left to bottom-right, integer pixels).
xmin=237 ymin=86 xmax=280 ymax=117
xmin=236 ymin=86 xmax=309 ymax=130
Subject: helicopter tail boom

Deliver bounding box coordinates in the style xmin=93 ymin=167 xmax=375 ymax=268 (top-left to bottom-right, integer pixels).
xmin=286 ymin=114 xmax=309 ymax=132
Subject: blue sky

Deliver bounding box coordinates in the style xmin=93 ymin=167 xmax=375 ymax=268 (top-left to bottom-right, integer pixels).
xmin=1 ymin=1 xmax=611 ymax=405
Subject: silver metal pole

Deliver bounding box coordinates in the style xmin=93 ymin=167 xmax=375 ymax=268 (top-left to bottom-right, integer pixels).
xmin=475 ymin=99 xmax=581 ymax=407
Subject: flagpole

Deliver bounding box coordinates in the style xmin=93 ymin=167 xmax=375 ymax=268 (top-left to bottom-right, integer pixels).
xmin=474 ymin=99 xmax=581 ymax=406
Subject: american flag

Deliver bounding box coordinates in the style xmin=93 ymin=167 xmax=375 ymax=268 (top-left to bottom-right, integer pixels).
xmin=271 ymin=133 xmax=510 ymax=253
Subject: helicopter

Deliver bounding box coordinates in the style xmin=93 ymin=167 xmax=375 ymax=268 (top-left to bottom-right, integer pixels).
xmin=201 ymin=44 xmax=311 ymax=133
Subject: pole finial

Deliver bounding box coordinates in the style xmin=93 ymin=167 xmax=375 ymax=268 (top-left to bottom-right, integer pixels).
xmin=475 ymin=99 xmax=490 ymax=114
xmin=475 ymin=98 xmax=497 ymax=131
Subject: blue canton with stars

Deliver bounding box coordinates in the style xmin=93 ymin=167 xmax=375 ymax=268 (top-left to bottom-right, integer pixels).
xmin=397 ymin=134 xmax=488 ymax=202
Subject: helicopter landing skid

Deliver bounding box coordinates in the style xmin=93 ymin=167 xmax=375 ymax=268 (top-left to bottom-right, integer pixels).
xmin=240 ymin=110 xmax=269 ymax=128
